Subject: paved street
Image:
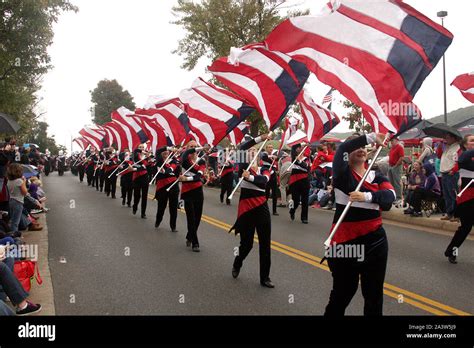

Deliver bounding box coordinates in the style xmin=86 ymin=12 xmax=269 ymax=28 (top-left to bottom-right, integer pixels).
xmin=44 ymin=172 xmax=473 ymax=315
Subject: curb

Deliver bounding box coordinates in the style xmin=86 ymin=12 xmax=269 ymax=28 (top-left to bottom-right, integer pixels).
xmin=21 ymin=213 xmax=55 ymax=315
xmin=381 ymin=210 xmax=460 ymax=232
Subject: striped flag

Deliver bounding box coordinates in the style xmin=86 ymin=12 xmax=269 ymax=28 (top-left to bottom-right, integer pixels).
xmin=79 ymin=126 xmax=106 ymax=150
xmin=322 ymin=87 xmax=335 ymax=105
xmin=451 ymin=72 xmax=474 ymax=103
xmin=297 ymin=89 xmax=340 ymax=143
xmin=227 ymin=121 xmax=250 ymax=146
xmin=265 ymin=0 xmax=453 ymax=134
xmin=130 ymin=115 xmax=171 ymax=154
xmin=73 ymin=137 xmax=89 ymax=150
xmin=135 ymin=98 xmax=200 ymax=146
xmin=111 ymin=107 xmax=148 ymax=150
xmin=179 ymin=78 xmax=255 ymax=146
xmin=208 ymin=44 xmax=309 ymax=131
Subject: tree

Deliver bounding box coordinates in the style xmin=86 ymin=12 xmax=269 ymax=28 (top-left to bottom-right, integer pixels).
xmin=0 ymin=0 xmax=77 ymax=141
xmin=90 ymin=79 xmax=136 ymax=125
xmin=342 ymin=100 xmax=372 ymax=134
xmin=172 ymin=0 xmax=308 ymax=136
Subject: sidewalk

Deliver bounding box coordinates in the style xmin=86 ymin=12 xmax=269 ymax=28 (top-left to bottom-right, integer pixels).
xmin=382 ymin=205 xmax=460 ymax=233
xmin=20 ymin=213 xmax=55 ymax=315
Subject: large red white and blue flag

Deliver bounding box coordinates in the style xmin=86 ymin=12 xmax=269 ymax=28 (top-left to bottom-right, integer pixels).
xmin=451 ymin=72 xmax=474 ymax=104
xmin=79 ymin=126 xmax=106 ymax=150
xmin=135 ymin=98 xmax=200 ymax=146
xmin=227 ymin=121 xmax=250 ymax=146
xmin=179 ymin=78 xmax=255 ymax=146
xmin=208 ymin=44 xmax=310 ymax=131
xmin=265 ymin=0 xmax=453 ymax=134
xmin=111 ymin=107 xmax=149 ymax=150
xmin=297 ymin=89 xmax=340 ymax=143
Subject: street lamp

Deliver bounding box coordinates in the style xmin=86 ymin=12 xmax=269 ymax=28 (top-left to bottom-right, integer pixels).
xmin=437 ymin=11 xmax=448 ymax=124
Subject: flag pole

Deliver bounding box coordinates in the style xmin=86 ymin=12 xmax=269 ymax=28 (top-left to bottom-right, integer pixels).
xmin=166 ymin=154 xmax=206 ymax=192
xmin=284 ymin=145 xmax=308 ymax=174
xmin=116 ymin=156 xmax=147 ymax=176
xmin=149 ymin=151 xmax=175 ymax=185
xmin=324 ymin=133 xmax=391 ymax=248
xmin=228 ymin=137 xmax=270 ymax=201
xmin=108 ymin=159 xmax=126 ymax=178
xmin=457 ymin=179 xmax=474 ymax=198
xmin=218 ymin=148 xmax=229 ymax=177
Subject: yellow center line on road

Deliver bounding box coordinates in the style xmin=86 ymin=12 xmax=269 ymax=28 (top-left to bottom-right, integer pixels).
xmin=147 ymin=194 xmax=471 ymax=316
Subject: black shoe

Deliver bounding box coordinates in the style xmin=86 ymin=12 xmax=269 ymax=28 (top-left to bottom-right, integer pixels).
xmin=106 ymin=192 xmax=110 ymax=197
xmin=273 ymin=212 xmax=279 ymax=216
xmin=302 ymin=220 xmax=308 ymax=224
xmin=290 ymin=210 xmax=295 ymax=221
xmin=260 ymin=278 xmax=275 ymax=288
xmin=192 ymin=245 xmax=200 ymax=252
xmin=141 ymin=214 xmax=147 ymax=219
xmin=186 ymin=240 xmax=191 ymax=247
xmin=16 ymin=302 xmax=42 ymax=316
xmin=122 ymin=200 xmax=126 ymax=206
xmin=155 ymin=221 xmax=160 ymax=228
xmin=171 ymin=228 xmax=178 ymax=233
xmin=448 ymin=255 xmax=457 ymax=264
xmin=226 ymin=199 xmax=231 ymax=205
xmin=127 ymin=204 xmax=131 ymax=208
xmin=232 ymin=267 xmax=240 ymax=279
xmin=410 ymin=211 xmax=422 ymax=217
xmin=220 ymin=197 xmax=224 ymax=203
xmin=132 ymin=208 xmax=137 ymax=215
xmin=404 ymin=208 xmax=414 ymax=215
xmin=112 ymin=195 xmax=116 ymax=199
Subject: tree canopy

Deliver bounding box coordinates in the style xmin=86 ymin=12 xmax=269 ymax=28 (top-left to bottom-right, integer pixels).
xmin=0 ymin=0 xmax=78 ymax=148
xmin=89 ymin=79 xmax=136 ymax=125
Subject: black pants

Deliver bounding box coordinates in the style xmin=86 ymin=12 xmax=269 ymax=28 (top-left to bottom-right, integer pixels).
xmin=78 ymin=166 xmax=85 ymax=182
xmin=184 ymin=191 xmax=203 ymax=247
xmin=220 ymin=174 xmax=233 ymax=203
xmin=86 ymin=167 xmax=94 ymax=186
xmin=94 ymin=169 xmax=102 ymax=191
xmin=266 ymin=174 xmax=278 ymax=214
xmin=290 ymin=180 xmax=309 ymax=221
xmin=324 ymin=232 xmax=388 ymax=316
xmin=133 ymin=175 xmax=149 ymax=215
xmin=233 ymin=203 xmax=271 ymax=282
xmin=445 ymin=202 xmax=473 ymax=256
xmin=412 ymin=188 xmax=440 ymax=212
xmin=155 ymin=186 xmax=179 ymax=230
xmin=121 ymin=174 xmax=133 ymax=206
xmin=104 ymin=173 xmax=117 ymax=198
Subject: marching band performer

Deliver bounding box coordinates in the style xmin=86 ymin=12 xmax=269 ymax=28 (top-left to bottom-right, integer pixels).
xmin=103 ymin=147 xmax=119 ymax=199
xmin=86 ymin=148 xmax=97 ymax=187
xmin=131 ymin=144 xmax=150 ymax=218
xmin=261 ymin=143 xmax=279 ymax=216
xmin=230 ymin=133 xmax=274 ymax=288
xmin=445 ymin=133 xmax=474 ymax=264
xmin=288 ymin=143 xmax=311 ymax=224
xmin=219 ymin=148 xmax=234 ymax=205
xmin=77 ymin=153 xmax=85 ymax=183
xmin=324 ymin=133 xmax=394 ymax=316
xmin=119 ymin=149 xmax=133 ymax=207
xmin=154 ymin=146 xmax=180 ymax=232
xmin=179 ymin=141 xmax=210 ymax=252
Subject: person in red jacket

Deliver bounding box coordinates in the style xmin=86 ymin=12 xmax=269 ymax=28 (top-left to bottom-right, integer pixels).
xmin=388 ymin=137 xmax=405 ymax=204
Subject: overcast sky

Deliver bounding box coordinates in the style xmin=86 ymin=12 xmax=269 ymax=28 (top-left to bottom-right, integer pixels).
xmin=37 ymin=0 xmax=474 ymax=152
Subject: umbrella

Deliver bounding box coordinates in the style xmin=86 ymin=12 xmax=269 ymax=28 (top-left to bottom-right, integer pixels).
xmin=399 ymin=119 xmax=433 ymax=140
xmin=21 ymin=164 xmax=39 ymax=179
xmin=422 ymin=123 xmax=462 ymax=140
xmin=452 ymin=116 xmax=474 ymax=137
xmin=0 ymin=112 xmax=21 ymax=134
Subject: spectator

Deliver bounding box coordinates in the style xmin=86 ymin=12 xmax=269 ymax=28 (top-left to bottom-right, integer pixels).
xmin=437 ymin=133 xmax=462 ymax=221
xmin=6 ymin=164 xmax=27 ymax=233
xmin=388 ymin=137 xmax=405 ymax=204
xmin=0 ymin=260 xmax=42 ymax=315
xmin=404 ymin=161 xmax=426 ymax=215
xmin=419 ymin=137 xmax=435 ymax=165
xmin=410 ymin=163 xmax=442 ymax=217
